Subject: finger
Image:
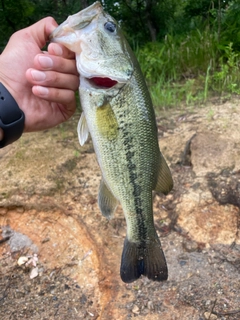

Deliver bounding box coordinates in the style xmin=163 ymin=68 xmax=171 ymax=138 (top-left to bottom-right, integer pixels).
xmin=26 ymin=68 xmax=79 ymax=91
xmin=32 ymin=86 xmax=77 ymax=116
xmin=48 ymin=43 xmax=76 ymax=60
xmin=33 ymin=54 xmax=78 ymax=75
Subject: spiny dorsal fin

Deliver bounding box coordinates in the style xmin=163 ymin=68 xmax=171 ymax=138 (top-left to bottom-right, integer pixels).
xmin=98 ymin=179 xmax=118 ymax=219
xmin=154 ymin=153 xmax=173 ymax=195
xmin=77 ymin=112 xmax=89 ymax=146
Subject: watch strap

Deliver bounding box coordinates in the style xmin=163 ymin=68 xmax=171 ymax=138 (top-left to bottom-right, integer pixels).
xmin=0 ymin=82 xmax=25 ymax=148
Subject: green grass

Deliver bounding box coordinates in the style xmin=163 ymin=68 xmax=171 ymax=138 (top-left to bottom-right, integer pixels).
xmin=136 ymin=29 xmax=240 ymax=109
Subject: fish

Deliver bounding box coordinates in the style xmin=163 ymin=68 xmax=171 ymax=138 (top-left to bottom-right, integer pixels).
xmin=50 ymin=1 xmax=173 ymax=283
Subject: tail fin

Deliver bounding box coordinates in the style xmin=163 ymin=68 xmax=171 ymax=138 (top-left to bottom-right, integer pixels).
xmin=120 ymin=236 xmax=168 ymax=283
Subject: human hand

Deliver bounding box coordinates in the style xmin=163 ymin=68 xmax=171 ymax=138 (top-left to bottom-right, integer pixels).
xmin=0 ymin=17 xmax=79 ymax=132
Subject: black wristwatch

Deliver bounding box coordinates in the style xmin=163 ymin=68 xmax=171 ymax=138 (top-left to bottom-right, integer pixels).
xmin=0 ymin=82 xmax=25 ymax=148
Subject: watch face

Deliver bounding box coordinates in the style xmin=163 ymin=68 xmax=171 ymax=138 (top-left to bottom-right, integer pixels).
xmin=0 ymin=83 xmax=25 ymax=147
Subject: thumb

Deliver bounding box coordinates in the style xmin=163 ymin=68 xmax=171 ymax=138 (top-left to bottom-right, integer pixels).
xmin=23 ymin=17 xmax=59 ymax=49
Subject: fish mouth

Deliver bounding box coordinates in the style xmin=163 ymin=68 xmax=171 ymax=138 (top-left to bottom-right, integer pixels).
xmin=79 ymin=64 xmax=130 ymax=90
xmin=89 ymin=77 xmax=118 ymax=88
xmin=81 ymin=75 xmax=125 ymax=91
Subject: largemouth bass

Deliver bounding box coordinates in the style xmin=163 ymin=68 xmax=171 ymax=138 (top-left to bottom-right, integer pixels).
xmin=50 ymin=1 xmax=173 ymax=283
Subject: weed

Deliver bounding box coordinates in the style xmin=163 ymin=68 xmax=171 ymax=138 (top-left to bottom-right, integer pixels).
xmin=204 ymin=62 xmax=211 ymax=102
xmin=74 ymin=150 xmax=80 ymax=157
xmin=207 ymin=109 xmax=214 ymax=121
xmin=212 ymin=43 xmax=240 ymax=95
xmin=136 ymin=29 xmax=240 ymax=109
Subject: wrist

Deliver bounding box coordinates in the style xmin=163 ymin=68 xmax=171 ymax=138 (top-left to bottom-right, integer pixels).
xmin=0 ymin=83 xmax=25 ymax=147
xmin=0 ymin=128 xmax=3 ymax=141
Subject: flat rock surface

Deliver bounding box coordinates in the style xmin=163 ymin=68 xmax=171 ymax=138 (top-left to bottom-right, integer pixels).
xmin=0 ymin=100 xmax=239 ymax=319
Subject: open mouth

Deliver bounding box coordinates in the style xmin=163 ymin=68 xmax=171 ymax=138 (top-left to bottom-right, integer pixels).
xmin=90 ymin=77 xmax=118 ymax=88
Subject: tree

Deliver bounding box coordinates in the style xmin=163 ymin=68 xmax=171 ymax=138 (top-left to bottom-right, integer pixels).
xmin=104 ymin=0 xmax=183 ymax=45
xmin=0 ymin=0 xmax=84 ymax=52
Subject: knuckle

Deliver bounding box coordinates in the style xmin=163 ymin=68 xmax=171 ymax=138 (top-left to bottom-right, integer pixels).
xmin=47 ymin=71 xmax=60 ymax=84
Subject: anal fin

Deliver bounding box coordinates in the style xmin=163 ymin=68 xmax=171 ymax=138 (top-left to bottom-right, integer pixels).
xmin=98 ymin=179 xmax=118 ymax=219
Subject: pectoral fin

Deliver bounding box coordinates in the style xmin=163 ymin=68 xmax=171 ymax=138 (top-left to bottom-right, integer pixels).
xmin=98 ymin=179 xmax=118 ymax=219
xmin=154 ymin=153 xmax=173 ymax=195
xmin=77 ymin=112 xmax=89 ymax=146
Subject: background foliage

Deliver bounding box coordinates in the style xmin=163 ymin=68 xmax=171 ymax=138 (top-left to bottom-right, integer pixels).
xmin=1 ymin=0 xmax=240 ymax=108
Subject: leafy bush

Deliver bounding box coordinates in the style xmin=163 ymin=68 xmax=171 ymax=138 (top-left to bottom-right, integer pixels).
xmin=136 ymin=27 xmax=240 ymax=109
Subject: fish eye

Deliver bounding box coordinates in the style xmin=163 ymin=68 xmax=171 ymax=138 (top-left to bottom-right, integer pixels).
xmin=104 ymin=21 xmax=116 ymax=33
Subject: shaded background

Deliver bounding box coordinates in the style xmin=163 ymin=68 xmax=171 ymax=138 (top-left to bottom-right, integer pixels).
xmin=1 ymin=0 xmax=240 ymax=108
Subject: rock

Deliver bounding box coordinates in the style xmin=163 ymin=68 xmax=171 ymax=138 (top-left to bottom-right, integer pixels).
xmin=17 ymin=256 xmax=28 ymax=266
xmin=0 ymin=103 xmax=240 ymax=319
xmin=177 ymin=200 xmax=238 ymax=245
xmin=204 ymin=311 xmax=217 ymax=320
xmin=132 ymin=304 xmax=139 ymax=314
xmin=30 ymin=267 xmax=39 ymax=279
xmin=147 ymin=301 xmax=154 ymax=310
xmin=0 ymin=207 xmax=8 ymax=215
xmin=191 ymin=132 xmax=240 ymax=176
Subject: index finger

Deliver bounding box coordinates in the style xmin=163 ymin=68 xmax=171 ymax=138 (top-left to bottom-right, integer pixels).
xmin=48 ymin=43 xmax=76 ymax=60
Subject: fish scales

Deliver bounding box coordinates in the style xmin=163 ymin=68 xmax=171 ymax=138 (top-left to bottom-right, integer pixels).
xmin=86 ymin=67 xmax=158 ymax=239
xmin=50 ymin=1 xmax=173 ymax=283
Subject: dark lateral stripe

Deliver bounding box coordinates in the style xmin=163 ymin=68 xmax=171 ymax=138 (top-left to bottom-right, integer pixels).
xmin=121 ymin=122 xmax=148 ymax=243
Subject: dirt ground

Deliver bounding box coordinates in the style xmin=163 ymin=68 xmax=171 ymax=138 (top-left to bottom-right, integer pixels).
xmin=0 ymin=99 xmax=239 ymax=319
